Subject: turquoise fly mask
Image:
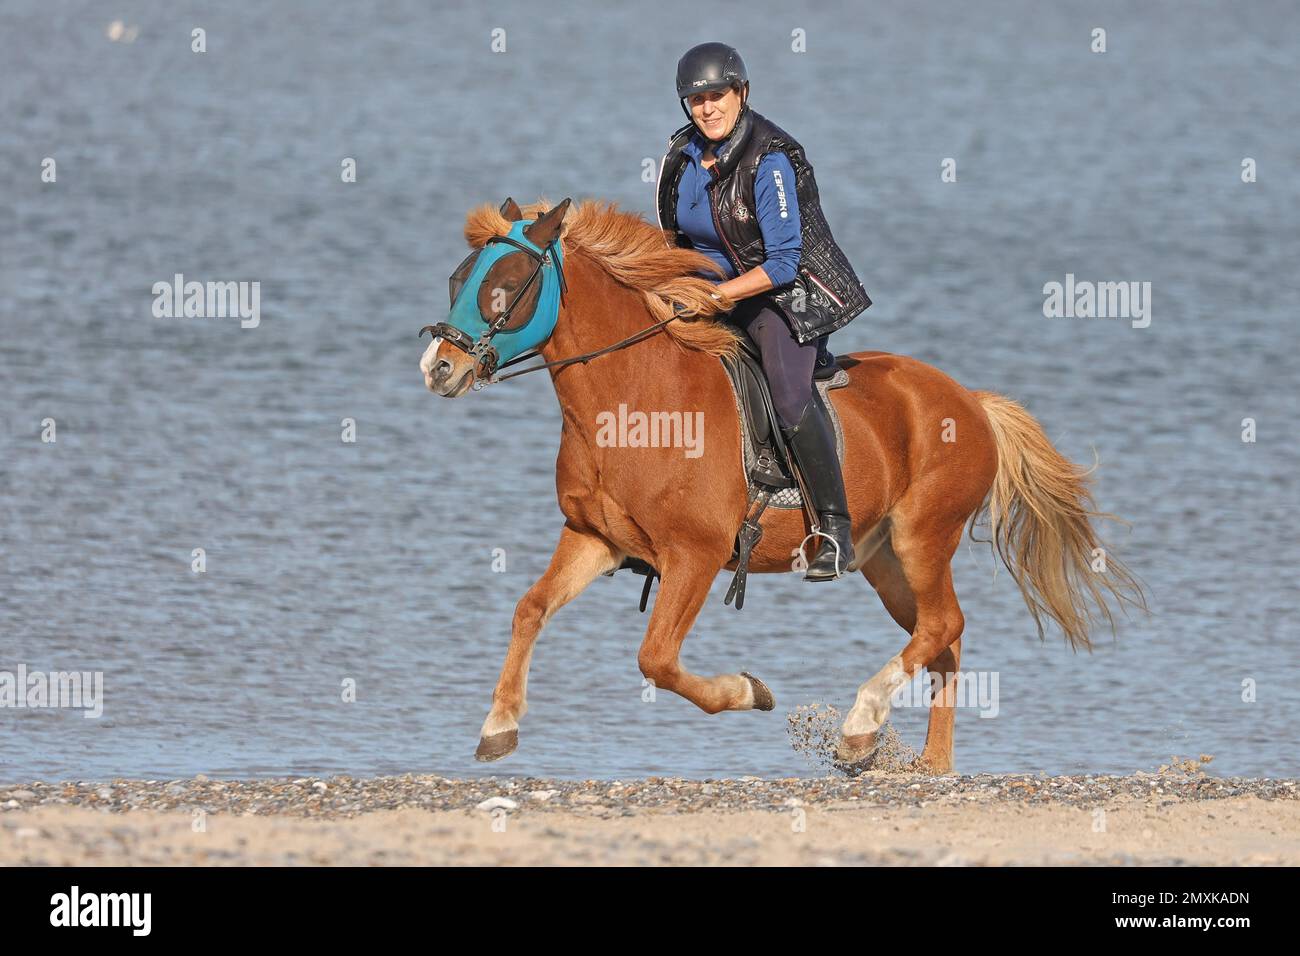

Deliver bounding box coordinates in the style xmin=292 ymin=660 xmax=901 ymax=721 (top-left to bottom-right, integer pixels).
xmin=420 ymin=216 xmax=567 ymax=386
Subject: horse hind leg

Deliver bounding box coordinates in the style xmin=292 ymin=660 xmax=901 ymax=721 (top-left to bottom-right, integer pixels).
xmin=476 ymin=524 xmax=621 ymax=761
xmin=833 ymin=535 xmax=913 ymax=770
xmin=916 ymin=636 xmax=961 ymax=773
xmin=837 ymin=522 xmax=966 ymax=772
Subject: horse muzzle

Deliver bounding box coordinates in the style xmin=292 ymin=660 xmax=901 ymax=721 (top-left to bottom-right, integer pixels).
xmin=421 ymin=321 xmax=496 ymax=395
xmin=420 ymin=326 xmax=481 ymax=397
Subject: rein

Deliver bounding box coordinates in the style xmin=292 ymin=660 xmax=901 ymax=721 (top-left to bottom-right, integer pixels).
xmin=489 ymin=307 xmax=689 ymax=382
xmin=422 ymin=305 xmax=694 ymax=386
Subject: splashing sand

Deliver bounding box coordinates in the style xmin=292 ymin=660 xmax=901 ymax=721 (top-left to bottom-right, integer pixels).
xmin=786 ymin=702 xmax=919 ymax=774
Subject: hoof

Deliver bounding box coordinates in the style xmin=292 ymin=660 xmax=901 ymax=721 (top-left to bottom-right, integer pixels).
xmin=741 ymin=671 xmax=775 ymax=711
xmin=907 ymin=756 xmax=954 ymax=775
xmin=475 ymin=729 xmax=518 ymax=762
xmin=833 ymin=732 xmax=879 ymax=775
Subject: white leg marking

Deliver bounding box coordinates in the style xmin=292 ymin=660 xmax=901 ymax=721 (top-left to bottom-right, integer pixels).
xmin=739 ymin=675 xmax=755 ymax=709
xmin=842 ymin=654 xmax=912 ymax=737
xmin=479 ymin=710 xmax=518 ymax=738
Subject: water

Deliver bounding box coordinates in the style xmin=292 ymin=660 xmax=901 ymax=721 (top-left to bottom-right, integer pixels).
xmin=2 ymin=0 xmax=1297 ymax=783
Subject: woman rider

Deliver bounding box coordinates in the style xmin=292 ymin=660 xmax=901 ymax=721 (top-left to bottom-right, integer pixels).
xmin=656 ymin=41 xmax=872 ymax=581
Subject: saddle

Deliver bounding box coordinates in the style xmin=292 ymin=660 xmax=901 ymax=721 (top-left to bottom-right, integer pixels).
xmin=724 ymin=332 xmax=849 ymax=496
xmin=607 ymin=327 xmax=850 ymax=613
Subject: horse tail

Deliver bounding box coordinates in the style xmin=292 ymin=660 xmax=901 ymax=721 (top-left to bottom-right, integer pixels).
xmin=969 ymin=390 xmax=1147 ymax=652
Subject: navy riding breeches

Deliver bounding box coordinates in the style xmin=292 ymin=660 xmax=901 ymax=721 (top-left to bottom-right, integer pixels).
xmin=728 ymin=295 xmax=829 ymax=430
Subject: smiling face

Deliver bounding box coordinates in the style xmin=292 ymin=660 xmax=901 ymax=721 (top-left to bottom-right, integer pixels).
xmin=687 ymin=83 xmax=747 ymax=141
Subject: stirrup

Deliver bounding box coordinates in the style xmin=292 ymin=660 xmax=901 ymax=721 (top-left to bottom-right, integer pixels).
xmin=794 ymin=527 xmax=847 ymax=578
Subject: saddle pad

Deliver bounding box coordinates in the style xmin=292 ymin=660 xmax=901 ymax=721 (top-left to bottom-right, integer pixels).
xmin=724 ymin=367 xmax=849 ymax=510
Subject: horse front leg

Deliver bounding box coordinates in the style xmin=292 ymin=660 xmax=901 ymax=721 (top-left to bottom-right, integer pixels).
xmin=476 ymin=524 xmax=621 ymax=761
xmin=636 ymin=554 xmax=775 ymax=715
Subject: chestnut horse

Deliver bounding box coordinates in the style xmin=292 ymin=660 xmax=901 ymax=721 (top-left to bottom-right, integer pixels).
xmin=420 ymin=197 xmax=1145 ymax=772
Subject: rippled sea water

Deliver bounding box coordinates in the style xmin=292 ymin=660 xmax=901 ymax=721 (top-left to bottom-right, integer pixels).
xmin=2 ymin=0 xmax=1298 ymax=782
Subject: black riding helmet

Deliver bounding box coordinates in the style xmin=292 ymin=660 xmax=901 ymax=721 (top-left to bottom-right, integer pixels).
xmin=675 ymin=41 xmax=750 ymax=127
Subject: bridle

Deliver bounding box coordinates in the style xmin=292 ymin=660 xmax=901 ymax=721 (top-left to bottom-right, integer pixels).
xmin=421 ymin=233 xmax=693 ymax=387
xmin=420 ymin=232 xmax=567 ymax=384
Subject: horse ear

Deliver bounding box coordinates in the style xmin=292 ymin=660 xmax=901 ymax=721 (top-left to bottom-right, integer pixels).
xmin=523 ymin=197 xmax=572 ymax=247
xmin=500 ymin=197 xmax=524 ymax=221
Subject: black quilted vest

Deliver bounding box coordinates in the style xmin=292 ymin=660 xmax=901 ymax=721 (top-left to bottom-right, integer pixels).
xmin=655 ymin=106 xmax=871 ymax=343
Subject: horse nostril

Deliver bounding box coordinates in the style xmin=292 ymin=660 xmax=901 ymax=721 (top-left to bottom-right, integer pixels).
xmin=432 ymin=359 xmax=454 ymax=385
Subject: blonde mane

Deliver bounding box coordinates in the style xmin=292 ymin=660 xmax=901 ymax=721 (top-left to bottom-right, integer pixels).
xmin=462 ymin=198 xmax=740 ymax=358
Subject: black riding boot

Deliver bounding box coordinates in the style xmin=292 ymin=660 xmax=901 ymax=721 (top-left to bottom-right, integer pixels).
xmin=781 ymin=394 xmax=855 ymax=581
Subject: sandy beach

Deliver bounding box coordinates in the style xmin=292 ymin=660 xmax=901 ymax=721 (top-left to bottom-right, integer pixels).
xmin=2 ymin=769 xmax=1297 ymax=866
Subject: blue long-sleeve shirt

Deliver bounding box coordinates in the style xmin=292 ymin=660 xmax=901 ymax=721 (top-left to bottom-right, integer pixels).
xmin=675 ymin=132 xmax=802 ymax=287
